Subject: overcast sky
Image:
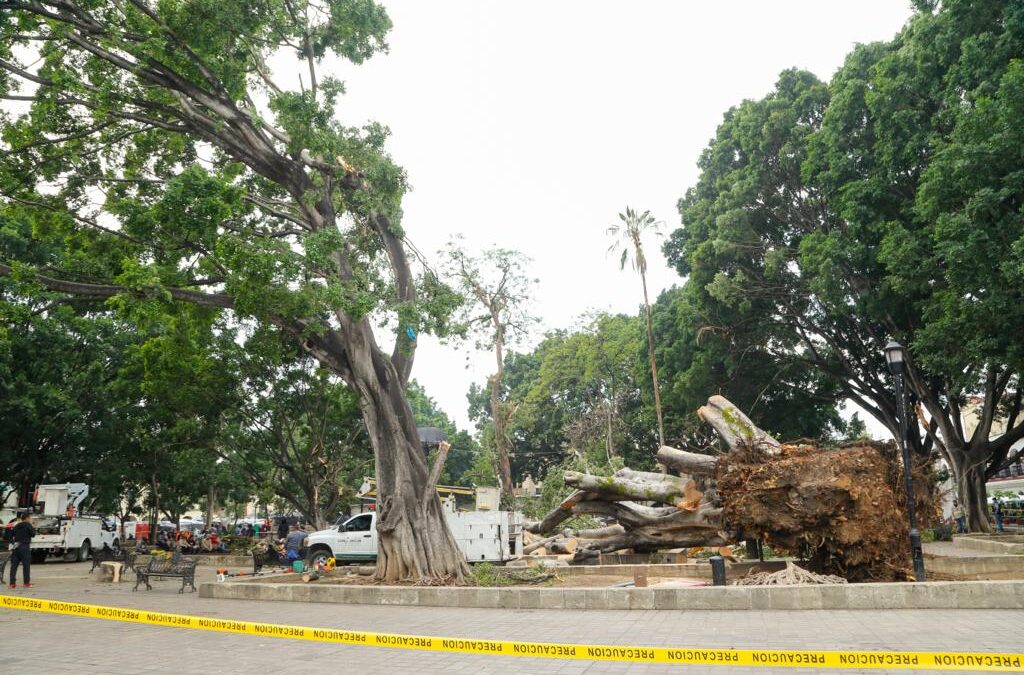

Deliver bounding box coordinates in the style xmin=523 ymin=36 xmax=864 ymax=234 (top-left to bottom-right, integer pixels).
xmin=307 ymin=2 xmax=917 ymax=430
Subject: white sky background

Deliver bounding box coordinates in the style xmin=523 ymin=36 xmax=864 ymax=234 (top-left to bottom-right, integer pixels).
xmin=302 ymin=0 xmax=916 ymax=431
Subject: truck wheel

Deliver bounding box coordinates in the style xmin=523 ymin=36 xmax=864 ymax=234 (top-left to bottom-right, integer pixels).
xmin=77 ymin=539 xmax=91 ymax=562
xmin=307 ymin=548 xmax=331 ymax=569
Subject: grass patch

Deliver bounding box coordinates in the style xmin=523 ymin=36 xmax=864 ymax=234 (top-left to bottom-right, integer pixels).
xmin=469 ymin=562 xmax=559 ymax=587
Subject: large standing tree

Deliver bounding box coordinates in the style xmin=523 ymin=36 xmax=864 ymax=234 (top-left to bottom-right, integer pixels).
xmin=444 ymin=242 xmax=537 ymax=501
xmin=666 ymin=0 xmax=1024 ymax=531
xmin=0 ymin=0 xmax=467 ymax=580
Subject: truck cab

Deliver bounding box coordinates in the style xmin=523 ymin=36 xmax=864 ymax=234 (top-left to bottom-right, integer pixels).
xmin=306 ymin=513 xmax=377 ymax=568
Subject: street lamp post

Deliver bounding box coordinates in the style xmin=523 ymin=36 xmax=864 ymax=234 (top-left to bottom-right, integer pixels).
xmin=884 ymin=340 xmax=927 ymax=582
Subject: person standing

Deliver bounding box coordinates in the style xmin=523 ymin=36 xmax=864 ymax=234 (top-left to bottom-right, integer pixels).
xmin=953 ymin=500 xmax=967 ymax=533
xmin=993 ymin=498 xmax=1005 ymax=533
xmin=9 ymin=512 xmax=35 ymax=588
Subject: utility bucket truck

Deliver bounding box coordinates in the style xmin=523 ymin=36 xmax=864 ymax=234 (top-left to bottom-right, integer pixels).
xmin=22 ymin=484 xmax=117 ymax=562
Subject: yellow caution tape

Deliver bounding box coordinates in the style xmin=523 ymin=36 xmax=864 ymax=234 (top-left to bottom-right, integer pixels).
xmin=1 ymin=594 xmax=1021 ymax=671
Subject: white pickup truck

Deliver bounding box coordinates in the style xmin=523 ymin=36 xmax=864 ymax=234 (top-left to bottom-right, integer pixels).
xmin=305 ymin=504 xmax=522 ymax=568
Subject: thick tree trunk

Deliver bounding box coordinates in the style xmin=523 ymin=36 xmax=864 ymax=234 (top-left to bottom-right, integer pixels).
xmin=950 ymin=447 xmax=993 ymax=533
xmin=205 ymin=485 xmax=215 ymax=531
xmin=353 ymin=349 xmax=469 ymax=584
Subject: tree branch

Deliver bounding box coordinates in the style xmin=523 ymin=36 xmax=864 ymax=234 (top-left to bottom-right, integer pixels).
xmin=0 ymin=263 xmax=234 ymax=309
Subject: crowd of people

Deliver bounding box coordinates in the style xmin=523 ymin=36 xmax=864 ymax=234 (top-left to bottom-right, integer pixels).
xmin=154 ymin=527 xmax=228 ymax=554
xmin=147 ymin=516 xmax=312 ymax=561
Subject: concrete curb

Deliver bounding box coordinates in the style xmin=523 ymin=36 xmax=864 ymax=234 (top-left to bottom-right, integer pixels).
xmin=199 ymin=579 xmax=1024 ymax=610
xmin=953 ymin=535 xmax=1024 ymax=555
xmin=924 ymin=553 xmax=1024 ymax=580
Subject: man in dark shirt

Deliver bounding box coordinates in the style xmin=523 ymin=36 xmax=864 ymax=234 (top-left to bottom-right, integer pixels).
xmin=9 ymin=512 xmax=35 ymax=588
xmin=284 ymin=525 xmax=307 ymax=560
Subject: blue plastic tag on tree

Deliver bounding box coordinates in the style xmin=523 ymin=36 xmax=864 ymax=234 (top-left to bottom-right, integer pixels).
xmin=405 ymin=326 xmax=417 ymax=341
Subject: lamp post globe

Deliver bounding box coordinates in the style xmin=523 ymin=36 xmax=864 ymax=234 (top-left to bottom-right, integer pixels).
xmin=884 ymin=340 xmax=905 ymax=375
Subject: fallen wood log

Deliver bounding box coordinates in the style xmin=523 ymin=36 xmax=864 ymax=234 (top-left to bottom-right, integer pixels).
xmin=698 ymin=395 xmax=780 ymax=453
xmin=524 ymin=489 xmax=591 ymax=534
xmin=547 ymin=538 xmax=578 ymax=555
xmin=657 ymin=446 xmax=719 ymax=475
xmin=572 ymin=524 xmax=626 ymax=539
xmin=563 ymin=470 xmax=689 ymax=505
xmin=533 ymin=395 xmax=935 ymax=581
xmin=523 ymin=533 xmax=565 ymax=555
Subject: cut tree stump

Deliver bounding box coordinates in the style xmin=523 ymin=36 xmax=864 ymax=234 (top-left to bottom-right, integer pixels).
xmin=525 ymin=396 xmax=935 ymax=581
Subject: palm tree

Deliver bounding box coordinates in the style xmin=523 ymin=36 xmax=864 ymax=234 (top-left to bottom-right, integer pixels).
xmin=608 ymin=206 xmax=665 ymax=447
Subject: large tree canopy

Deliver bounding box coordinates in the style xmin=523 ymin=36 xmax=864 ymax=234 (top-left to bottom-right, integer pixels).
xmin=0 ymin=0 xmax=467 ymax=581
xmin=665 ymin=0 xmax=1024 ymax=531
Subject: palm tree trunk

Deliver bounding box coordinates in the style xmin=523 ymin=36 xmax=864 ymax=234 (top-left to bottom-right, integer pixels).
xmin=640 ymin=269 xmax=665 ymax=447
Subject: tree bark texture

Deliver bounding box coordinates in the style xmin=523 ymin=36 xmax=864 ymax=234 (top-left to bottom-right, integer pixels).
xmin=526 ymin=396 xmax=936 ymax=581
xmin=349 ymin=343 xmax=470 ymax=583
xmin=490 ymin=322 xmax=515 ymax=501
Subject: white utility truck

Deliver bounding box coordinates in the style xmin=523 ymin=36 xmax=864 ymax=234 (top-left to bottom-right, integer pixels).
xmin=25 ymin=484 xmax=117 ymax=562
xmin=305 ymin=500 xmax=523 ymax=568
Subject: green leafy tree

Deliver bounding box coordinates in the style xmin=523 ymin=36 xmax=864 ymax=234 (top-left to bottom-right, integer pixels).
xmin=0 ymin=208 xmax=151 ymax=510
xmin=443 ymin=242 xmax=537 ymax=500
xmin=665 ymin=1 xmax=1024 ymax=531
xmin=650 ymin=285 xmax=846 ymax=448
xmin=1 ymin=1 xmax=466 ymax=580
xmin=608 ymin=207 xmax=666 ymax=447
xmin=220 ymin=352 xmax=371 ymax=530
xmin=470 ymin=313 xmax=654 ymax=479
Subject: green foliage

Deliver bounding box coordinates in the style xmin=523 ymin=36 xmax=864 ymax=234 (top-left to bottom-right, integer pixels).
xmin=219 ymin=351 xmax=372 ymax=529
xmin=469 ymin=561 xmax=556 ymax=587
xmin=470 ymin=313 xmax=654 ymax=482
xmin=664 ymin=1 xmax=1024 ymax=530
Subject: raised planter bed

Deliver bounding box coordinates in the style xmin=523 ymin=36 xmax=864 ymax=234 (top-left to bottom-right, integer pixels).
xmin=199 ymin=578 xmax=1024 ymax=610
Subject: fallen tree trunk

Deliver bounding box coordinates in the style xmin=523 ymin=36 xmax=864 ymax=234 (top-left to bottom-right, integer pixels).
xmin=657 ymin=446 xmax=718 ymax=475
xmin=530 ymin=396 xmax=936 ymax=581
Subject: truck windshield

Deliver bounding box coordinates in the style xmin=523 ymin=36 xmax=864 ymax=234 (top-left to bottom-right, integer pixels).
xmin=344 ymin=515 xmax=372 ymax=532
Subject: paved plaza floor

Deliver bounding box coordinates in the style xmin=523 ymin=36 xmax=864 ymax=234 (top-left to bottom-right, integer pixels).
xmin=1 ymin=561 xmax=1020 ymax=674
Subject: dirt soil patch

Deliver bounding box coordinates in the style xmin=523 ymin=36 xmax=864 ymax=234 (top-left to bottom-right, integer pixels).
xmin=717 ymin=443 xmax=936 ymax=582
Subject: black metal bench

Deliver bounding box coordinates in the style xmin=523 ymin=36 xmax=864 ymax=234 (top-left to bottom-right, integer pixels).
xmin=133 ymin=550 xmax=197 ymax=593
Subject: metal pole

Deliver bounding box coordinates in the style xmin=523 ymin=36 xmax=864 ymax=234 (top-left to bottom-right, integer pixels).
xmin=710 ymin=555 xmax=727 ymax=586
xmin=894 ymin=370 xmax=927 ymax=581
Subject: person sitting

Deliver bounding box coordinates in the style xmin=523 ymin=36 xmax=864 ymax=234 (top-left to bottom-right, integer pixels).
xmin=199 ymin=534 xmax=213 ymax=553
xmin=156 ymin=531 xmax=172 ymax=551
